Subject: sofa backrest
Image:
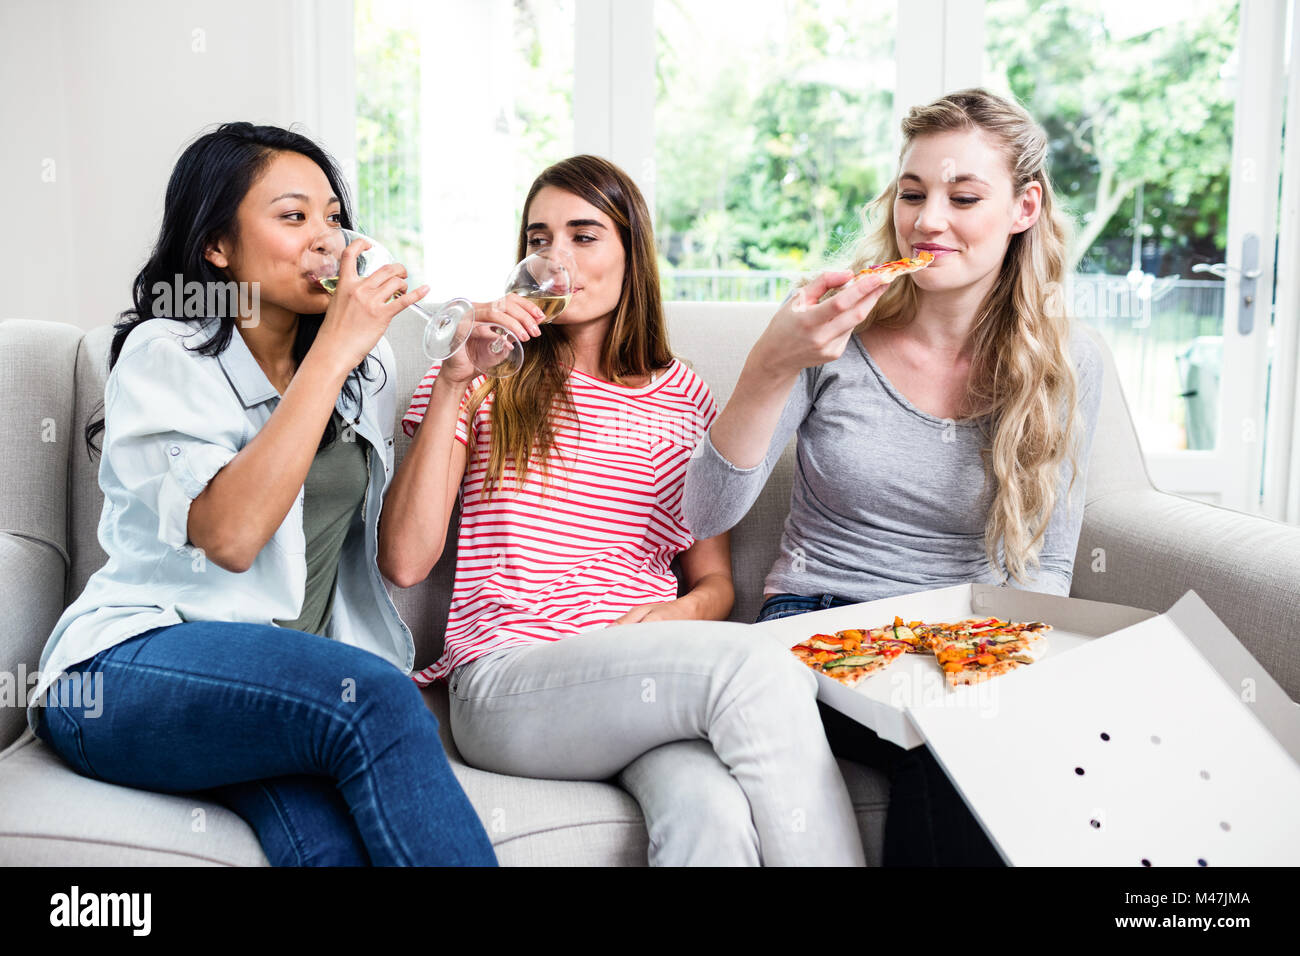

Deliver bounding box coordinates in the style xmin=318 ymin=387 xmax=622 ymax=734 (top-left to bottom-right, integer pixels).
xmin=67 ymin=327 xmax=114 ymax=608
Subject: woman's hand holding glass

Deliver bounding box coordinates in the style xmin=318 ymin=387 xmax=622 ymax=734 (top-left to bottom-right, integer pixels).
xmin=434 ymin=293 xmax=546 ymax=382
xmin=444 ymin=247 xmax=579 ymax=382
xmin=306 ymin=231 xmax=579 ymax=380
xmin=310 ymin=236 xmax=430 ymax=379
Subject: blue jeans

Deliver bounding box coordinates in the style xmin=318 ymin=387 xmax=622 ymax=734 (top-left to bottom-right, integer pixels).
xmin=34 ymin=622 xmax=497 ymax=867
xmin=758 ymin=593 xmax=1003 ymax=867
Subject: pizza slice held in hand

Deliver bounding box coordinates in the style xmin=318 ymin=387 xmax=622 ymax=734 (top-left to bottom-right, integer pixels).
xmin=856 ymin=249 xmax=935 ymax=283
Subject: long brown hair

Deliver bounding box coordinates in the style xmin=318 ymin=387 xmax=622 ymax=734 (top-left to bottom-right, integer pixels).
xmin=466 ymin=154 xmax=674 ymax=496
xmin=846 ymin=88 xmax=1080 ymax=584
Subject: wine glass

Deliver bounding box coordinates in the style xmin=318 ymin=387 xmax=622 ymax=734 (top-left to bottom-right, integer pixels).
xmin=505 ymin=248 xmax=577 ymax=324
xmin=306 ymin=227 xmax=523 ymax=377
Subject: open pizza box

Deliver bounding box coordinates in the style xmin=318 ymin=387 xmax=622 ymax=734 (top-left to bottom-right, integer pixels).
xmin=752 ymin=583 xmax=1300 ymax=865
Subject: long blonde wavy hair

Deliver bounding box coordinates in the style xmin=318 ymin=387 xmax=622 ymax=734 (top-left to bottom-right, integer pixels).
xmin=465 ymin=155 xmax=674 ymax=497
xmin=847 ymin=88 xmax=1082 ymax=585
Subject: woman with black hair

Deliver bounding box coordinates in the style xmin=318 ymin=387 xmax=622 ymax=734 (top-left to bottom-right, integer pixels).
xmin=27 ymin=123 xmax=497 ymax=866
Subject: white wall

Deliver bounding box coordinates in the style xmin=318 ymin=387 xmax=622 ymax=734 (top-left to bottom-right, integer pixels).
xmin=0 ymin=0 xmax=353 ymax=331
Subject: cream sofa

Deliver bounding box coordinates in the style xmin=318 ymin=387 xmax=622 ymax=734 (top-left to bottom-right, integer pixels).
xmin=2 ymin=303 xmax=1298 ymax=866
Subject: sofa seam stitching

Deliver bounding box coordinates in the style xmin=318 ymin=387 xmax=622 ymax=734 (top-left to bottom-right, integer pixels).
xmin=0 ymin=832 xmax=245 ymax=866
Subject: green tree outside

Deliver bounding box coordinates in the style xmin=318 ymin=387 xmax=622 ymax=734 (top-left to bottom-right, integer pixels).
xmin=654 ymin=0 xmax=1236 ymax=294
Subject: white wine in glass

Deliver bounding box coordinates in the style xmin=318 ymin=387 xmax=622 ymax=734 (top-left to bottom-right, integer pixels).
xmin=506 ymin=248 xmax=576 ymax=325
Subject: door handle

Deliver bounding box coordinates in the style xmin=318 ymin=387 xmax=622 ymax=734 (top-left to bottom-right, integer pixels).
xmin=1191 ymin=234 xmax=1261 ymax=333
xmin=1191 ymin=262 xmax=1262 ymax=280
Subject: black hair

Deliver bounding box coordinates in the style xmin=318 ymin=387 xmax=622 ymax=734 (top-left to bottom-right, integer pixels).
xmin=84 ymin=121 xmax=384 ymax=456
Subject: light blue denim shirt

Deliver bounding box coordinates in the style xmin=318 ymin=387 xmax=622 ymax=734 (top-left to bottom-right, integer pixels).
xmin=28 ymin=316 xmax=413 ymax=732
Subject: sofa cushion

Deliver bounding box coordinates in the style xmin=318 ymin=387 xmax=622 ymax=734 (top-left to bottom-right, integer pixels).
xmin=415 ymin=679 xmax=650 ymax=864
xmin=67 ymin=326 xmax=114 ymax=606
xmin=0 ymin=722 xmax=654 ymax=867
xmin=0 ymin=319 xmax=84 ymax=748
xmin=0 ymin=688 xmax=890 ymax=866
xmin=0 ymin=730 xmax=270 ymax=866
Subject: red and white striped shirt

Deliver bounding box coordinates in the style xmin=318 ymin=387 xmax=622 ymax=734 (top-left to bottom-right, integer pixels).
xmin=401 ymin=360 xmax=718 ymax=685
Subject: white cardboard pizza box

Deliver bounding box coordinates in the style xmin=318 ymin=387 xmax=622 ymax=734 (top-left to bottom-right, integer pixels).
xmin=753 ymin=584 xmax=1300 ymax=866
xmin=910 ymin=590 xmax=1300 ymax=866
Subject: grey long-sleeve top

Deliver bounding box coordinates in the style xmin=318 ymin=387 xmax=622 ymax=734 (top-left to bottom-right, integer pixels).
xmin=683 ymin=327 xmax=1104 ymax=602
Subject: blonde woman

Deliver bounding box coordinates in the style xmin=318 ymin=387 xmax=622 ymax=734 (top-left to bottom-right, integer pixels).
xmin=683 ymin=89 xmax=1104 ymax=865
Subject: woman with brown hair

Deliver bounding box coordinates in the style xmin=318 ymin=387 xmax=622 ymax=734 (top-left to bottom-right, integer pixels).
xmin=379 ymin=155 xmax=865 ymax=866
xmin=684 ymin=88 xmax=1105 ymax=865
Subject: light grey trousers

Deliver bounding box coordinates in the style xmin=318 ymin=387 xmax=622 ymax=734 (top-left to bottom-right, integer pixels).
xmin=447 ymin=619 xmax=865 ymax=866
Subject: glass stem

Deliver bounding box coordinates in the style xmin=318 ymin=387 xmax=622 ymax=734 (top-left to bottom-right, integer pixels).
xmin=403 ymin=300 xmax=436 ymax=320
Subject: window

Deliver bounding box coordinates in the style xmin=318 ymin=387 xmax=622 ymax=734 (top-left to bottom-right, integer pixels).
xmin=349 ymin=0 xmax=1290 ymax=513
xmin=354 ymin=0 xmax=574 ymax=298
xmin=984 ymin=0 xmax=1239 ymax=454
xmin=355 ymin=0 xmax=895 ymax=303
xmin=655 ymin=0 xmax=897 ymax=302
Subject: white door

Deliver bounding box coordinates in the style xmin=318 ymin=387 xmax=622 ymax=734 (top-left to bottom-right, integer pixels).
xmin=1142 ymin=0 xmax=1288 ymax=510
xmin=982 ymin=0 xmax=1289 ymax=512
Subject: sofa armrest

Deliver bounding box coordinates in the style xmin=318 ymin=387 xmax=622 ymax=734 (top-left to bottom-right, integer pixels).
xmin=0 ymin=533 xmax=68 ymax=748
xmin=0 ymin=319 xmax=84 ymax=750
xmin=1071 ymin=488 xmax=1300 ymax=701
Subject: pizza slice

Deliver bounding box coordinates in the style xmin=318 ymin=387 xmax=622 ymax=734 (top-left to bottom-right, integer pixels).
xmin=931 ymin=640 xmax=1032 ymax=687
xmin=928 ymin=621 xmax=1051 ymax=688
xmin=788 ymin=632 xmax=908 ymax=688
xmin=856 ymin=249 xmax=935 ymax=283
xmin=817 ymin=643 xmax=908 ymax=687
xmin=916 ymin=617 xmax=1048 ymax=647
